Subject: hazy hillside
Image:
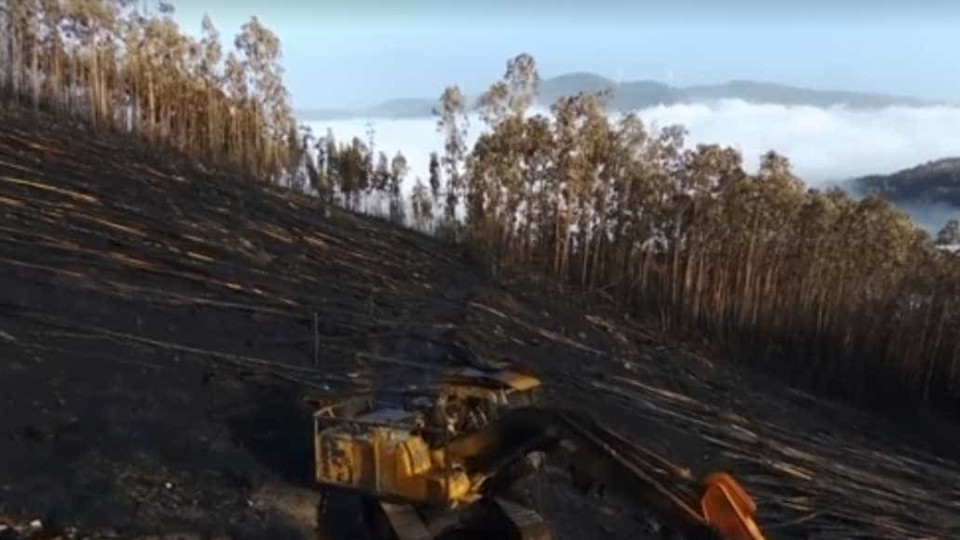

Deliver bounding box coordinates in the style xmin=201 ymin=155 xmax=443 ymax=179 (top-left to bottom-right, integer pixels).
xmin=296 ymin=72 xmax=941 ymax=120
xmin=684 ymin=80 xmax=933 ymax=108
xmin=853 ymin=157 xmax=960 ymax=207
xmin=539 ymin=74 xmax=687 ymax=110
xmin=612 ymin=80 xmax=688 ymax=109
xmin=538 ymin=72 xmax=620 ymax=104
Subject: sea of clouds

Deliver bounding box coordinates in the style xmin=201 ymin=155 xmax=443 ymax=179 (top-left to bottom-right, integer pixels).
xmin=306 ymin=99 xmax=960 ymax=228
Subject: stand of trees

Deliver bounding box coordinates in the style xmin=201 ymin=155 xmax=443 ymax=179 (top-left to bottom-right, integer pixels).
xmin=0 ymin=0 xmax=299 ymax=181
xmin=0 ymin=0 xmax=414 ymax=211
xmin=444 ymin=54 xmax=960 ymax=408
xmin=295 ymin=127 xmax=409 ymax=222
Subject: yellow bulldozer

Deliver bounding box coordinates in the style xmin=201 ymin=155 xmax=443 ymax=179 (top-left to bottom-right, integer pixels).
xmin=310 ymin=367 xmax=765 ymax=540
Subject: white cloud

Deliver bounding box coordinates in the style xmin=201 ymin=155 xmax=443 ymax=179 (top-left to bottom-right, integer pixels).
xmin=633 ymin=100 xmax=960 ymax=184
xmin=307 ymin=100 xmax=960 ymax=196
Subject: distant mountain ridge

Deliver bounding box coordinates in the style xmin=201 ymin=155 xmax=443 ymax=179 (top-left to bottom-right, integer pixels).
xmin=685 ymin=80 xmax=934 ymax=108
xmin=297 ymin=72 xmax=944 ymax=120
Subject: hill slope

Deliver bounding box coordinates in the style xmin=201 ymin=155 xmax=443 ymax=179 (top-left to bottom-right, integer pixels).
xmin=852 ymin=157 xmax=960 ymax=207
xmin=683 ymin=80 xmax=932 ymax=108
xmin=538 ymin=72 xmax=620 ymax=104
xmin=1 ymin=109 xmax=960 ymax=539
xmin=849 ymin=158 xmax=960 ymax=231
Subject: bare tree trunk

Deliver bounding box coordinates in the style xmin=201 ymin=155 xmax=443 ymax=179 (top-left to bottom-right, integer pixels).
xmin=949 ymin=336 xmax=960 ymax=395
xmin=0 ymin=15 xmax=9 ymax=105
xmin=147 ymin=69 xmax=155 ymax=137
xmin=922 ymin=302 xmax=947 ymax=401
xmin=10 ymin=16 xmax=20 ymax=101
xmin=29 ymin=36 xmax=39 ymax=110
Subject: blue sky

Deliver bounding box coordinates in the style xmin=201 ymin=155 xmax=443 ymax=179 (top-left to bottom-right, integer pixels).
xmin=172 ymin=1 xmax=960 ymax=109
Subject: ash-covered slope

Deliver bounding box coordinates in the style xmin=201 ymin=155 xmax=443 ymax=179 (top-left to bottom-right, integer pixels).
xmin=1 ymin=110 xmax=959 ymax=539
xmin=0 ymin=109 xmax=481 ymax=538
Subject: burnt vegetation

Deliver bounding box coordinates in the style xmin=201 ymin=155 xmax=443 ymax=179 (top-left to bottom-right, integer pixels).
xmin=3 ymin=2 xmax=960 ymax=414
xmin=3 ymin=3 xmax=960 ymax=538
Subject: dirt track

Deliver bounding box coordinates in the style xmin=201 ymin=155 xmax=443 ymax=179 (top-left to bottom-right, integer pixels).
xmin=1 ymin=109 xmax=959 ymax=539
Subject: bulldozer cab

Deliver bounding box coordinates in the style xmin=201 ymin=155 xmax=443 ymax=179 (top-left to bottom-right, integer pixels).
xmin=310 ymin=368 xmax=544 ymax=509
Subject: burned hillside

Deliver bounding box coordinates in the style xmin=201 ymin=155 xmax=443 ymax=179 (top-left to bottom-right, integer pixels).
xmin=1 ymin=110 xmax=960 ymax=539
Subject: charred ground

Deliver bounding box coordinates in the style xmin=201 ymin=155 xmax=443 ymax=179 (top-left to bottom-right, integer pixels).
xmin=1 ymin=110 xmax=959 ymax=539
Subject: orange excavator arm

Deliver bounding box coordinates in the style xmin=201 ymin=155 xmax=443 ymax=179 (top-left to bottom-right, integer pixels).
xmin=701 ymin=473 xmax=765 ymax=540
xmin=553 ymin=410 xmax=766 ymax=540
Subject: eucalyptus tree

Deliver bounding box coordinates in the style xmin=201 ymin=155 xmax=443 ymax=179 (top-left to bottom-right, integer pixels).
xmin=372 ymin=151 xmax=389 ymax=192
xmin=233 ymin=15 xmax=294 ymax=179
xmin=436 ymin=85 xmax=468 ymax=223
xmin=372 ymin=150 xmax=389 ymax=214
xmin=318 ymin=129 xmax=339 ymax=202
xmin=428 ymin=150 xmax=441 ymax=204
xmin=197 ymin=13 xmax=223 ymax=157
xmin=388 ymin=151 xmax=408 ymax=224
xmin=410 ymin=178 xmax=433 ymax=232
